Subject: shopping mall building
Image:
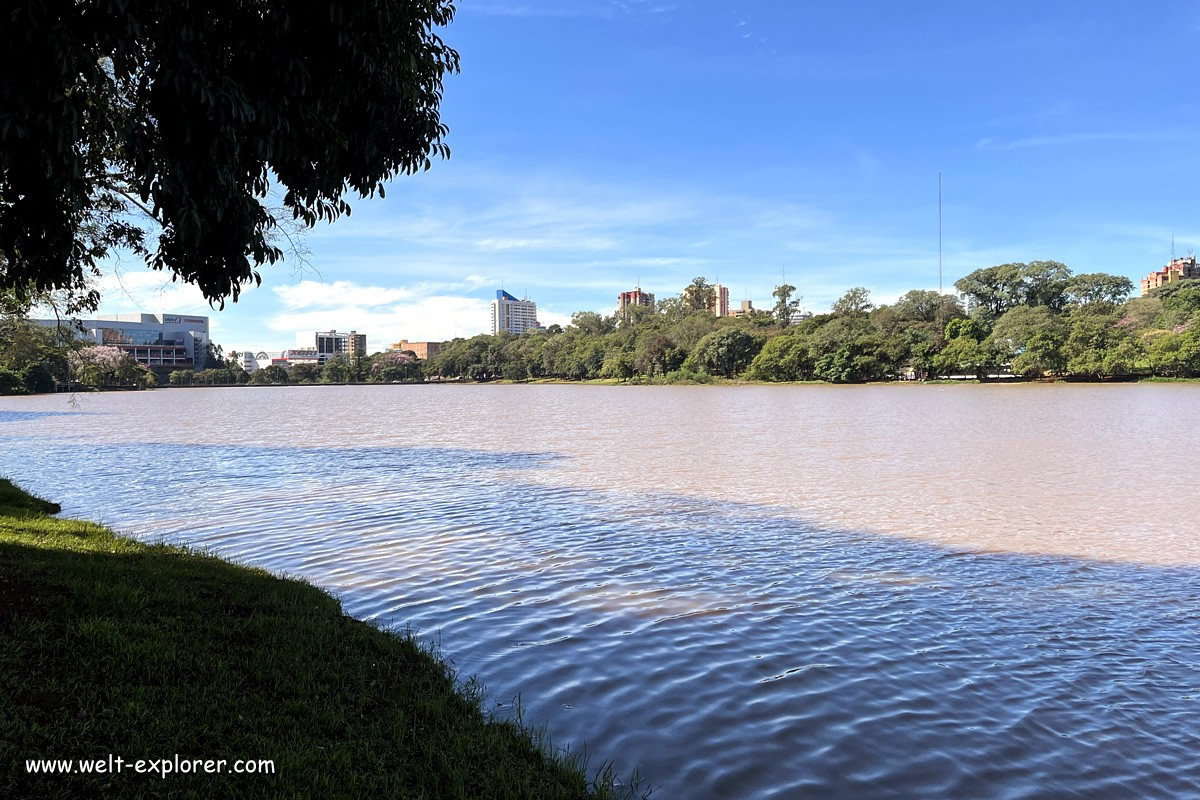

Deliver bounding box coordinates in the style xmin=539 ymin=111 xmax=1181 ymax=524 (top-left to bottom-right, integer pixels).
xmin=35 ymin=313 xmax=210 ymax=370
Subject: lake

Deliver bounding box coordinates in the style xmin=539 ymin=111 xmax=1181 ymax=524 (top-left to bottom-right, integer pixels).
xmin=3 ymin=384 xmax=1199 ymax=798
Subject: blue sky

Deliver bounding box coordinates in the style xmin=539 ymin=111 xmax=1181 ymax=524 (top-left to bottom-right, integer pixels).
xmin=95 ymin=0 xmax=1200 ymax=353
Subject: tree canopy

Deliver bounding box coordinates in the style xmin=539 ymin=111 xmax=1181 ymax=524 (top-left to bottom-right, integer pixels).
xmin=682 ymin=277 xmax=716 ymax=312
xmin=954 ymin=261 xmax=1072 ymax=319
xmin=1065 ymin=273 xmax=1134 ymax=307
xmin=771 ymin=283 xmax=800 ymax=324
xmin=1 ymin=0 xmax=460 ymax=309
xmin=832 ymin=287 xmax=873 ymax=317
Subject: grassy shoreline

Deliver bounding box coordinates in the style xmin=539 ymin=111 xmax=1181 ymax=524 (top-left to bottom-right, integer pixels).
xmin=0 ymin=479 xmax=636 ymax=799
xmin=438 ymin=376 xmax=1195 ymax=386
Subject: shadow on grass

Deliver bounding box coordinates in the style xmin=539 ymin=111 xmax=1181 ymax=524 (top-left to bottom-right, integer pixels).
xmin=0 ymin=518 xmax=638 ymax=800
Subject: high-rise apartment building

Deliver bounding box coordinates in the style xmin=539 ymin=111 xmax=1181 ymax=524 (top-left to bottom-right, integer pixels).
xmin=490 ymin=290 xmax=540 ymax=335
xmin=617 ymin=287 xmax=655 ymax=318
xmin=1141 ymin=256 xmax=1200 ymax=295
xmin=709 ymin=284 xmax=730 ymax=317
xmin=315 ymin=330 xmax=366 ymax=363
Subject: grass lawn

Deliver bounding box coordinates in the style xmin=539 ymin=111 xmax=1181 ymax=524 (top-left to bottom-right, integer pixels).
xmin=0 ymin=479 xmax=635 ymax=799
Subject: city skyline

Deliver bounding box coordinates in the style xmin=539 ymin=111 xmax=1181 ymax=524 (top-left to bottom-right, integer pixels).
xmin=84 ymin=0 xmax=1200 ymax=353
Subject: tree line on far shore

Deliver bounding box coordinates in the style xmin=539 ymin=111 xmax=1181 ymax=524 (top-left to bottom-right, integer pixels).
xmin=168 ymin=348 xmax=423 ymax=387
xmin=4 ymin=263 xmax=1200 ymax=393
xmin=424 ymin=265 xmax=1200 ymax=383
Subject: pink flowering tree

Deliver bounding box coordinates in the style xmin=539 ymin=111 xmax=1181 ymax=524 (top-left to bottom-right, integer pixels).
xmin=370 ymin=350 xmax=421 ymax=383
xmin=69 ymin=345 xmax=140 ymax=387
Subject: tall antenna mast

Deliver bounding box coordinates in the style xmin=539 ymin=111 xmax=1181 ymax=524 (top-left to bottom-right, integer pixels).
xmin=1172 ymin=234 xmax=1176 ymax=262
xmin=938 ymin=171 xmax=943 ymax=294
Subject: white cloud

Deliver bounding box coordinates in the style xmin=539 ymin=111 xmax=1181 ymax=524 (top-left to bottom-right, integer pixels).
xmin=274 ymin=280 xmax=414 ymax=309
xmin=94 ymin=267 xmax=232 ymax=316
xmin=263 ymin=278 xmax=574 ymax=348
xmin=267 ymin=295 xmax=573 ymax=346
xmin=268 ymin=295 xmax=489 ymax=346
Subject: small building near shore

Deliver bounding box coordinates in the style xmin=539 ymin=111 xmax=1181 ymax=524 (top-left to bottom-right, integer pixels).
xmin=728 ymin=299 xmax=756 ymax=318
xmin=389 ymin=340 xmax=442 ymax=360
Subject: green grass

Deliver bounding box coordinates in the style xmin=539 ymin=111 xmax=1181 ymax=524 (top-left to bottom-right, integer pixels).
xmin=1136 ymin=376 xmax=1200 ymax=383
xmin=0 ymin=478 xmax=641 ymax=799
xmin=0 ymin=479 xmax=61 ymax=516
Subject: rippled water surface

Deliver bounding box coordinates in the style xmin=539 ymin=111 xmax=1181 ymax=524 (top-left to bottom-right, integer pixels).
xmin=3 ymin=385 xmax=1199 ymax=798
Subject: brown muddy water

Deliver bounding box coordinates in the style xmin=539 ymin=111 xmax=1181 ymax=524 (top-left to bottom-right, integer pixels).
xmin=3 ymin=384 xmax=1198 ymax=798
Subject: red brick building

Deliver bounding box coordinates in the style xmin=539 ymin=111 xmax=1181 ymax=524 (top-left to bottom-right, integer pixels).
xmin=617 ymin=287 xmax=655 ymax=317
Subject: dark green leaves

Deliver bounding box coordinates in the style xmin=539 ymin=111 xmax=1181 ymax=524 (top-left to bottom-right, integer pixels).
xmin=1 ymin=0 xmax=460 ymax=308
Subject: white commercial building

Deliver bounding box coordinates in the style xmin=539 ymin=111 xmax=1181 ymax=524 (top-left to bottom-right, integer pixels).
xmin=490 ymin=290 xmax=540 ymax=335
xmin=238 ymin=352 xmax=266 ymax=372
xmin=35 ymin=313 xmax=210 ymax=369
xmin=239 ymin=349 xmax=320 ymax=371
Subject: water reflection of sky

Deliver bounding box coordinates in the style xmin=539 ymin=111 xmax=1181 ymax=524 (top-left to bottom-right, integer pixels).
xmin=5 ymin=432 xmax=1200 ymax=799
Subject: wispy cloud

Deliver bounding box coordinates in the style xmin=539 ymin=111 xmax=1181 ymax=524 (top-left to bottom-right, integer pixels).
xmin=474 ymin=236 xmax=617 ymax=252
xmin=470 ymin=3 xmax=610 ymax=18
xmin=615 ymin=256 xmax=709 ymax=267
xmin=976 ymin=131 xmax=1184 ymax=150
xmin=469 ymin=0 xmax=682 ymax=19
xmin=95 ymin=161 xmax=1051 ymax=350
xmin=983 ymin=100 xmax=1076 ymax=129
xmin=296 ymin=164 xmax=971 ymax=319
xmin=1081 ymin=223 xmax=1200 ymax=256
